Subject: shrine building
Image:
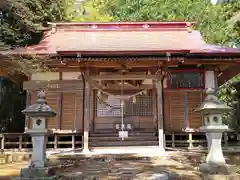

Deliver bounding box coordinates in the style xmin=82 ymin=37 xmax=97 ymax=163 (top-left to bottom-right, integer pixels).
xmin=1 ymin=22 xmax=240 ymax=150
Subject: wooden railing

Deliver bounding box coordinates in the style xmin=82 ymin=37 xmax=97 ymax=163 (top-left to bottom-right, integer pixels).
xmin=0 ymin=131 xmax=239 ymax=151
xmin=0 ymin=133 xmax=83 ymax=151
xmin=164 ymin=131 xmax=237 ymax=149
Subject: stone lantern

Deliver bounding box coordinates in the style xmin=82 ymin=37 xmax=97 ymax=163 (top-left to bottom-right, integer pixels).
xmin=18 ymin=91 xmax=57 ymax=179
xmin=196 ymin=88 xmax=232 ymax=173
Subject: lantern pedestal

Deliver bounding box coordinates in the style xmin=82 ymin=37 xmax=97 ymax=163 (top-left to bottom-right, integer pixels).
xmin=26 ymin=129 xmax=51 ymax=168
xmin=202 ymin=126 xmax=228 ymax=164
xmin=199 ymin=127 xmax=238 ymax=176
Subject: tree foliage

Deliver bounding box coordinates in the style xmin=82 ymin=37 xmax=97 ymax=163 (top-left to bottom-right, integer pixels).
xmin=0 ymin=0 xmax=72 ymax=133
xmin=79 ymin=0 xmax=240 ymax=46
xmin=0 ymin=0 xmax=71 ymax=47
xmin=71 ymin=0 xmax=113 ymax=22
xmin=0 ymin=77 xmax=25 ymax=133
xmin=218 ymin=75 xmax=240 ymax=129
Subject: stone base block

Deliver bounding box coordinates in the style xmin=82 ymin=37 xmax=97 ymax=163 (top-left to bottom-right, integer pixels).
xmin=16 ymin=167 xmax=57 ymax=180
xmin=200 ymin=163 xmax=237 ymax=175
xmin=16 ymin=176 xmax=57 ymax=180
xmin=202 ymin=174 xmax=240 ymax=180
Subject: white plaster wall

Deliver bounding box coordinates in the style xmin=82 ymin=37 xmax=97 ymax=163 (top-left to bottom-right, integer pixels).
xmin=31 ymin=72 xmax=59 ymax=80
xmin=62 ymin=72 xmax=81 ymax=80
xmin=205 ymin=71 xmax=215 ymax=89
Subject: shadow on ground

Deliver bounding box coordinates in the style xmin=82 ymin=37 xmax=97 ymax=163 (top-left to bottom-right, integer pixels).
xmin=54 ymin=153 xmax=203 ymax=180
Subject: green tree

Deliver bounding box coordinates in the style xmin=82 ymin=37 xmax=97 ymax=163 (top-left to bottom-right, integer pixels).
xmin=0 ymin=0 xmax=71 ymax=47
xmin=218 ymin=75 xmax=240 ymax=129
xmin=0 ymin=0 xmax=72 ymax=133
xmin=79 ymin=0 xmax=239 ymax=45
xmin=70 ymin=0 xmax=113 ymax=22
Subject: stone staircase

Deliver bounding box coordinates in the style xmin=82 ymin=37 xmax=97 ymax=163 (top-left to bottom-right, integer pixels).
xmin=89 ymin=131 xmax=158 ymax=147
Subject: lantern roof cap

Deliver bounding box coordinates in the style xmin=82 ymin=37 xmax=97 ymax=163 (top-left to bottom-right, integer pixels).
xmin=196 ymin=88 xmax=232 ymax=112
xmin=22 ymin=91 xmax=57 ymax=117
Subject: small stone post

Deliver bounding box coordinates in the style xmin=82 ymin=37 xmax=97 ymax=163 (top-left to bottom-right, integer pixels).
xmin=17 ymin=91 xmax=57 ymax=180
xmin=196 ymin=88 xmax=233 ymax=174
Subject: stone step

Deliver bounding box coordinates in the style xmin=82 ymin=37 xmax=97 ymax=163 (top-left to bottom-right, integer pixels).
xmin=90 ymin=136 xmax=158 ymax=141
xmin=90 ymin=140 xmax=158 ymax=147
xmin=90 ymin=132 xmax=156 ymax=137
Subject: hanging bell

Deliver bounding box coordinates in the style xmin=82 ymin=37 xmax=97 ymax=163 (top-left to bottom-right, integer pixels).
xmin=132 ymin=96 xmax=137 ymax=104
xmin=143 ymin=90 xmax=147 ymax=95
xmin=97 ymin=90 xmax=101 ymax=97
xmin=102 ymin=93 xmax=108 ymax=102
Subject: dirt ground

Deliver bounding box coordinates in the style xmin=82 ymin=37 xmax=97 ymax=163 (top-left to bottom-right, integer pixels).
xmin=3 ymin=151 xmax=240 ymax=180
xmin=0 ymin=152 xmax=205 ymax=180
xmin=56 ymin=153 xmax=203 ymax=180
xmin=0 ymin=161 xmax=29 ymax=179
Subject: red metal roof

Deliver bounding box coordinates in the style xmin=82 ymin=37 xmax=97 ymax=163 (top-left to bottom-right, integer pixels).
xmin=2 ymin=22 xmax=240 ymax=56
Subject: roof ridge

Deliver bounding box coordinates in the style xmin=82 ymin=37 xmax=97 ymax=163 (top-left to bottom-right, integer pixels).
xmin=47 ymin=21 xmax=194 ymax=30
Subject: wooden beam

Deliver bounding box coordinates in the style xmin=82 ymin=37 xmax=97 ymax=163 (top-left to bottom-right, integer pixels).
xmin=91 ymin=74 xmax=155 ymax=80
xmin=23 ymin=80 xmax=83 ymax=90
xmin=217 ymin=65 xmax=240 ymax=86
xmin=92 ymin=84 xmax=152 ymax=90
xmin=184 ymin=60 xmax=240 ymax=65
xmin=48 ymin=59 xmax=163 ymax=68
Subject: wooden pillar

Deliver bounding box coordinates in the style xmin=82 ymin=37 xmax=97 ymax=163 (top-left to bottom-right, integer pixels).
xmin=156 ymin=80 xmax=164 ymax=150
xmin=57 ymin=92 xmax=63 ymax=130
xmin=184 ymin=92 xmax=189 ymax=129
xmin=72 ymin=134 xmax=75 ymax=149
xmin=82 ymin=72 xmax=91 ymax=152
xmin=54 ymin=134 xmax=58 ymax=149
xmin=24 ymin=91 xmax=31 ymax=130
xmin=19 ymin=135 xmax=23 ymax=151
xmin=171 ymin=133 xmax=175 ymax=148
xmin=152 ymin=81 xmax=157 ymax=128
xmin=89 ymin=89 xmax=94 ymax=132
xmin=1 ymin=134 xmax=5 ymax=150
xmin=188 ymin=133 xmax=193 ymax=149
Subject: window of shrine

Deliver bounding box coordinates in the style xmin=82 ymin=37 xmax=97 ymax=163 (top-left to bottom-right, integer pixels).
xmin=167 ymin=71 xmax=205 ymax=89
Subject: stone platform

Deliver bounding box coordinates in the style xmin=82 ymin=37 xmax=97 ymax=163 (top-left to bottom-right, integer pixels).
xmin=47 ymin=146 xmax=166 ymax=157
xmin=16 ymin=167 xmax=57 ymax=180
xmin=200 ymin=163 xmax=240 ymax=180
